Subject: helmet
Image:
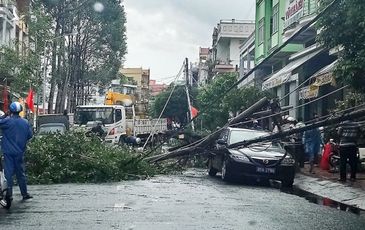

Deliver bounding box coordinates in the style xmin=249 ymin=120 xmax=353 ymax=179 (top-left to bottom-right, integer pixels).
xmin=9 ymin=102 xmax=23 ymax=113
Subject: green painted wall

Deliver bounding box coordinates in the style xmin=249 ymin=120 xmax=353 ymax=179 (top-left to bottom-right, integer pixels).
xmin=255 ymin=0 xmax=266 ymax=62
xmin=254 ymin=0 xmax=318 ymax=64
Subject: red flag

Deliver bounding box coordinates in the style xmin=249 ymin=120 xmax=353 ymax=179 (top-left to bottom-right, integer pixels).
xmin=26 ymin=88 xmax=35 ymax=113
xmin=2 ymin=83 xmax=8 ymax=112
xmin=190 ymin=106 xmax=199 ymax=118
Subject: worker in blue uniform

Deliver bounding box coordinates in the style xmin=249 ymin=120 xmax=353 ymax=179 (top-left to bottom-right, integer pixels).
xmin=0 ymin=102 xmax=33 ymax=207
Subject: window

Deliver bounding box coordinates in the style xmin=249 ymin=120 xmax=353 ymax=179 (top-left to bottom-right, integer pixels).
xmin=271 ymin=4 xmax=279 ymax=35
xmin=115 ymin=109 xmax=122 ymax=122
xmin=258 ymin=19 xmax=264 ymax=44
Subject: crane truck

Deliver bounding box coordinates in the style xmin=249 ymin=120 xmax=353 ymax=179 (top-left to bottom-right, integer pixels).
xmin=73 ymin=91 xmax=168 ymax=145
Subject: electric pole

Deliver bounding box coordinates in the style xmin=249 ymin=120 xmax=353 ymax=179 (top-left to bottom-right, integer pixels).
xmin=185 ymin=58 xmax=195 ymax=131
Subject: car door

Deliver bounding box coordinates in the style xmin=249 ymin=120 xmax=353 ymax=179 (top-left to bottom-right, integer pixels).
xmin=211 ymin=129 xmax=229 ymax=170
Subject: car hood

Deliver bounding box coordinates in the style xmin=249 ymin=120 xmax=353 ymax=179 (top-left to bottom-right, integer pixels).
xmin=230 ymin=147 xmax=285 ymax=159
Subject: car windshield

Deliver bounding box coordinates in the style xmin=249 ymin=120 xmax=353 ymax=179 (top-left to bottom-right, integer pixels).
xmin=74 ymin=108 xmax=114 ymax=125
xmin=228 ymin=130 xmax=268 ymax=145
xmin=39 ymin=125 xmax=65 ymax=134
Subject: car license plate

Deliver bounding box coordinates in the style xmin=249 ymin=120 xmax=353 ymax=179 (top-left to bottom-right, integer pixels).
xmin=256 ymin=167 xmax=276 ymax=174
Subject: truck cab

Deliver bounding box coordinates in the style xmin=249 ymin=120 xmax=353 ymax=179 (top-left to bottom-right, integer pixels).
xmin=74 ymin=105 xmax=128 ymax=144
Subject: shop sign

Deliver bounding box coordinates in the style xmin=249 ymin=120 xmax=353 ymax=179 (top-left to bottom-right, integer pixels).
xmin=313 ymin=72 xmax=335 ymax=86
xmin=262 ymin=76 xmax=284 ymax=90
xmin=299 ymin=85 xmax=319 ymax=100
xmin=284 ymin=0 xmax=304 ymax=29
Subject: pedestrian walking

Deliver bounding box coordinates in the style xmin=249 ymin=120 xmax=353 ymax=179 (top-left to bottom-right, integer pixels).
xmin=303 ymin=116 xmax=322 ymax=174
xmin=0 ymin=102 xmax=33 ymax=208
xmin=337 ymin=119 xmax=361 ymax=182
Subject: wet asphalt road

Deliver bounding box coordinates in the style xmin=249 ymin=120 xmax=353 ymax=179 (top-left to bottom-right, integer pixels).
xmin=1 ymin=169 xmax=365 ymax=230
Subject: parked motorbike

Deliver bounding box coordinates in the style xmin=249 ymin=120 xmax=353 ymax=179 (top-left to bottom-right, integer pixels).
xmin=0 ymin=156 xmax=11 ymax=209
xmin=328 ymin=140 xmax=361 ymax=173
xmin=327 ymin=140 xmax=340 ymax=172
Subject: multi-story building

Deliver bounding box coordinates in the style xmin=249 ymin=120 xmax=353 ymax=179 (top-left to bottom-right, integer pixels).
xmin=0 ymin=0 xmax=29 ymax=53
xmin=239 ymin=0 xmax=340 ymax=121
xmin=211 ymin=19 xmax=255 ymax=74
xmin=238 ymin=31 xmax=255 ymax=87
xmin=149 ymin=80 xmax=167 ymax=97
xmin=197 ymin=47 xmax=210 ymax=86
xmin=120 ymin=67 xmax=150 ymax=118
xmin=1 ymin=0 xmax=30 ymax=110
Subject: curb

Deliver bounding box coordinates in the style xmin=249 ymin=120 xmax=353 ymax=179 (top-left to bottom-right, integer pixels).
xmin=293 ymin=173 xmax=365 ymax=211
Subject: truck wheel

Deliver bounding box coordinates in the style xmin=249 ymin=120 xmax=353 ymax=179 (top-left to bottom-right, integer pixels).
xmin=118 ymin=136 xmax=125 ymax=146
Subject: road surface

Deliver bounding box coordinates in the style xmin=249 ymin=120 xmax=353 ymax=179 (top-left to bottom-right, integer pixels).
xmin=0 ymin=169 xmax=364 ymax=230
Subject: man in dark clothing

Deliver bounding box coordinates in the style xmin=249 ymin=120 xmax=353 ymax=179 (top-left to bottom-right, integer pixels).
xmin=337 ymin=120 xmax=361 ymax=182
xmin=0 ymin=102 xmax=33 ymax=208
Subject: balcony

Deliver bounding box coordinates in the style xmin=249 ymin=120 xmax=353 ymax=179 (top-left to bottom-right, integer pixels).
xmin=216 ymin=19 xmax=255 ymax=42
xmin=0 ymin=0 xmax=16 ymax=22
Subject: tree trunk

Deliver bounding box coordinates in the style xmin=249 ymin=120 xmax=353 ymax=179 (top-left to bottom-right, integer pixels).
xmin=47 ymin=19 xmax=60 ymax=114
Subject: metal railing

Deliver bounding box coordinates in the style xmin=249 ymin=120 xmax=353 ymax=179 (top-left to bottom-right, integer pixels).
xmin=0 ymin=0 xmax=15 ymax=7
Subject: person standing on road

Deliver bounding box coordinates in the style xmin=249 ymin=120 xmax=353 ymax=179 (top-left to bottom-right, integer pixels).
xmin=0 ymin=102 xmax=33 ymax=207
xmin=303 ymin=116 xmax=322 ymax=174
xmin=337 ymin=119 xmax=361 ymax=182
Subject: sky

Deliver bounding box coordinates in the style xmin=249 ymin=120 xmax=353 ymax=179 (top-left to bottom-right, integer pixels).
xmin=123 ymin=0 xmax=256 ymax=83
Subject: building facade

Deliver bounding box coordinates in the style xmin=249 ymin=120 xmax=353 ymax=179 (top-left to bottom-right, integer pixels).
xmin=239 ymin=0 xmax=342 ymax=122
xmin=0 ymin=0 xmax=30 ymax=111
xmin=212 ymin=19 xmax=255 ymax=74
xmin=149 ymin=80 xmax=167 ymax=97
xmin=120 ymin=67 xmax=150 ymax=118
xmin=197 ymin=47 xmax=210 ymax=86
xmin=0 ymin=0 xmax=29 ymax=53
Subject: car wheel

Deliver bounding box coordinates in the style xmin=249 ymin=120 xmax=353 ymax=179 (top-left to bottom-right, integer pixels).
xmin=281 ymin=178 xmax=294 ymax=188
xmin=221 ymin=159 xmax=232 ymax=182
xmin=208 ymin=159 xmax=218 ymax=177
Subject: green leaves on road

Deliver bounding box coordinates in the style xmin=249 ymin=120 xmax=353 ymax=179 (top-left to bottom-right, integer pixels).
xmin=26 ymin=132 xmax=157 ymax=184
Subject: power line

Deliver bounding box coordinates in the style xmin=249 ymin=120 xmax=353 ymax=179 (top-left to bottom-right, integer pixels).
xmin=231 ymin=85 xmax=349 ymax=128
xmin=142 ymin=63 xmax=185 ymax=150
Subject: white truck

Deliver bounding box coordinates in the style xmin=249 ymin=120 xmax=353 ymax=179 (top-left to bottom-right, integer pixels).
xmin=73 ymin=105 xmax=168 ymax=145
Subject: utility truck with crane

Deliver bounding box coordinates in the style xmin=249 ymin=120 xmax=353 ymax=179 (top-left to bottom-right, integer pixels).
xmin=73 ymin=86 xmax=168 ymax=145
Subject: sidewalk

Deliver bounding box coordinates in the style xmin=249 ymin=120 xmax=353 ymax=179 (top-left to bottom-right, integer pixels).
xmin=294 ymin=165 xmax=365 ymax=211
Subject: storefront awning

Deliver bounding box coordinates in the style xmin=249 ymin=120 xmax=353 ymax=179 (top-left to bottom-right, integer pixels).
xmin=299 ymin=60 xmax=337 ymax=100
xmin=312 ymin=60 xmax=337 ymax=87
xmin=262 ymin=49 xmax=323 ymax=90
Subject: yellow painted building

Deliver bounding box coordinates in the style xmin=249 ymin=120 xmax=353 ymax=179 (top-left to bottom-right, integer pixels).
xmin=120 ymin=67 xmax=150 ymax=118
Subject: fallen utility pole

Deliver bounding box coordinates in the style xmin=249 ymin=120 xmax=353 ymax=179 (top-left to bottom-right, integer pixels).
xmin=229 ymin=109 xmax=365 ymax=149
xmin=145 ymin=97 xmax=269 ymax=163
xmin=251 ymin=105 xmax=293 ymax=118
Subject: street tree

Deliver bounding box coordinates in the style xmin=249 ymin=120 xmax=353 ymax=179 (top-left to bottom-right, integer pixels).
xmin=317 ymin=0 xmax=365 ymax=91
xmin=151 ymin=85 xmax=198 ymax=126
xmin=198 ymin=73 xmax=269 ymax=130
xmin=31 ymin=0 xmax=127 ymax=113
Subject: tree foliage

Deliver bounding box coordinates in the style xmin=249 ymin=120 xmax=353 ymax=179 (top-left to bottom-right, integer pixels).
xmin=26 ymin=132 xmax=157 ymax=184
xmin=0 ymin=46 xmax=42 ymax=93
xmin=317 ymin=0 xmax=365 ymax=91
xmin=30 ymin=0 xmax=127 ymax=113
xmin=197 ymin=73 xmax=270 ymax=130
xmin=151 ymin=85 xmax=198 ymax=126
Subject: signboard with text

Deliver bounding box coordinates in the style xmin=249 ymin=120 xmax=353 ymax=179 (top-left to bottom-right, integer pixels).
xmin=284 ymin=0 xmax=304 ymax=29
xmin=299 ymin=85 xmax=319 ymax=100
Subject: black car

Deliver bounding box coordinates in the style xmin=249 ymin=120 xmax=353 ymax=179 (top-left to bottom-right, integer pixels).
xmin=207 ymin=128 xmax=296 ymax=187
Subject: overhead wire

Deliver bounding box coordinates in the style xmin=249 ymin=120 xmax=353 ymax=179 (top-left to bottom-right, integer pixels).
xmin=231 ymin=85 xmax=349 ymax=128
xmin=141 ymin=63 xmax=185 ymax=150
xmin=141 ymin=0 xmax=342 ymax=157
